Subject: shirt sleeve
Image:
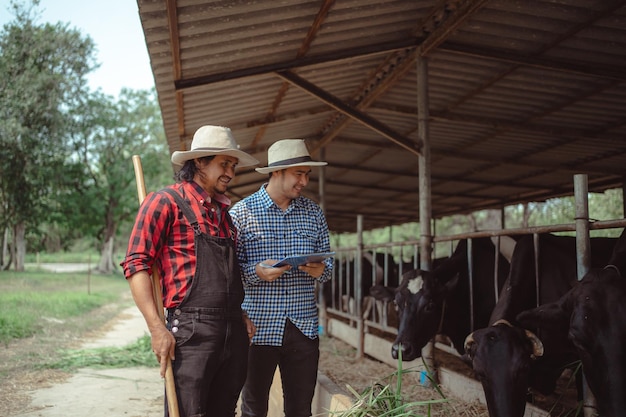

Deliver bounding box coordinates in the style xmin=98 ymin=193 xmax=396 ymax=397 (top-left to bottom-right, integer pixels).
xmin=121 ymin=190 xmax=172 ymax=279
xmin=315 ymin=205 xmax=333 ymax=284
xmin=230 ymin=202 xmax=264 ymax=286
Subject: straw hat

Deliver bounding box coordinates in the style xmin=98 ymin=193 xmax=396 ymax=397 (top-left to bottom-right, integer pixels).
xmin=171 ymin=125 xmax=259 ymax=167
xmin=255 ymin=139 xmax=327 ymax=174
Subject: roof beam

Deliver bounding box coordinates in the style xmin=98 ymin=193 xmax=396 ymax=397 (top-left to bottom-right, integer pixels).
xmin=440 ymin=43 xmax=626 ymax=82
xmin=173 ymin=38 xmax=418 ymax=90
xmin=275 ymin=70 xmax=422 ymax=157
xmin=418 ymin=0 xmax=489 ymax=56
xmin=165 ymin=0 xmax=186 ymax=140
xmin=369 ymin=104 xmax=625 ymax=144
xmin=251 ymin=0 xmax=336 ymax=148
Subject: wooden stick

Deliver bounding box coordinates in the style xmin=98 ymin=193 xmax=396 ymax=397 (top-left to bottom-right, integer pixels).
xmin=132 ymin=155 xmax=180 ymax=417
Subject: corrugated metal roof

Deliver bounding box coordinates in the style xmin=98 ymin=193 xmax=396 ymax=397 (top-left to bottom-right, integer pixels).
xmin=137 ymin=0 xmax=626 ymax=232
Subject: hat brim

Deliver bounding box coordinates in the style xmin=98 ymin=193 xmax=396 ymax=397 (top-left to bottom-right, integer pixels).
xmin=171 ymin=149 xmax=259 ymax=168
xmin=255 ymin=161 xmax=327 ymax=174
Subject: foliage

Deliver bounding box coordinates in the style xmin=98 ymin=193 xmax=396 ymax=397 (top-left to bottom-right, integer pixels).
xmin=54 ymin=88 xmax=168 ymax=251
xmin=44 ymin=334 xmax=157 ymax=371
xmin=0 ymin=269 xmax=127 ymax=345
xmin=0 ymin=0 xmax=97 ymax=270
xmin=0 ymin=0 xmax=96 ymax=241
xmin=0 ymin=1 xmax=170 ymax=270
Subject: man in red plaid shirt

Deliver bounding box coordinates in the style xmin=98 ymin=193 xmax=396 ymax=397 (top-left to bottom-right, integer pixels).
xmin=121 ymin=125 xmax=258 ymax=417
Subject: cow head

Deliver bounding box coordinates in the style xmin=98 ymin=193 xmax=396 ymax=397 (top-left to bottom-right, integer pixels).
xmin=517 ymin=267 xmax=626 ymax=417
xmin=390 ymin=268 xmax=459 ymax=361
xmin=463 ymin=320 xmax=544 ymax=417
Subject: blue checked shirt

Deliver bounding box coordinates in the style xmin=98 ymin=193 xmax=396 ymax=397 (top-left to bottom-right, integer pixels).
xmin=230 ymin=184 xmax=333 ymax=346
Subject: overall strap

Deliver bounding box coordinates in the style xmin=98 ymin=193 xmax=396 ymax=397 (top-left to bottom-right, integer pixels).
xmin=161 ymin=187 xmax=202 ymax=236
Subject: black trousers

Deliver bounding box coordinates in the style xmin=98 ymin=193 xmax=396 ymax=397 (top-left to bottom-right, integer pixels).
xmin=240 ymin=320 xmax=320 ymax=417
xmin=166 ymin=312 xmax=249 ymax=417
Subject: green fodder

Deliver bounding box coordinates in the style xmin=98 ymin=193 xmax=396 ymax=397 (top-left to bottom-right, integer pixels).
xmin=339 ymin=382 xmax=448 ymax=417
xmin=330 ymin=354 xmax=448 ymax=417
xmin=44 ymin=334 xmax=157 ymax=371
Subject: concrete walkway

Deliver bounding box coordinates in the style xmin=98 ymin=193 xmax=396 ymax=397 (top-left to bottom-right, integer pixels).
xmin=13 ymin=306 xmax=164 ymax=417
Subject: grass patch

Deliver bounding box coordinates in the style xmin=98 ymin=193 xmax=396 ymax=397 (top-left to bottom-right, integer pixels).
xmin=44 ymin=334 xmax=157 ymax=371
xmin=0 ymin=270 xmax=129 ymax=346
xmin=24 ymin=250 xmax=102 ymax=264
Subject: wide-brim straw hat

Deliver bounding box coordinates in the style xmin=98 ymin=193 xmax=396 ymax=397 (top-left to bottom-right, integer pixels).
xmin=171 ymin=125 xmax=259 ymax=168
xmin=255 ymin=139 xmax=327 ymax=174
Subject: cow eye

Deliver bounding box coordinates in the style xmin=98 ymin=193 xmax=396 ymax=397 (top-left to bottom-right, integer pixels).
xmin=424 ymin=301 xmax=436 ymax=313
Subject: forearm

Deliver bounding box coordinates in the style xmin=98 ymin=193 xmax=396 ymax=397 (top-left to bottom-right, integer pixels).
xmin=127 ymin=270 xmax=175 ymax=377
xmin=127 ymin=270 xmax=166 ymax=332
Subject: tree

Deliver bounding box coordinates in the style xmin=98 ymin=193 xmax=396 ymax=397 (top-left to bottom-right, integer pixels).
xmin=60 ymin=88 xmax=169 ymax=273
xmin=0 ymin=0 xmax=96 ymax=270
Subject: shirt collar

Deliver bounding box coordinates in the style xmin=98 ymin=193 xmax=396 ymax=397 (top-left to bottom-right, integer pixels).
xmin=185 ymin=181 xmax=232 ymax=207
xmin=258 ymin=183 xmax=305 ymax=210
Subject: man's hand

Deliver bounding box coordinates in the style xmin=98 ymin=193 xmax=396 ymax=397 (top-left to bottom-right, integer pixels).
xmin=256 ymin=261 xmax=291 ymax=282
xmin=299 ymin=261 xmax=325 ymax=278
xmin=243 ymin=314 xmax=256 ymax=343
xmin=149 ymin=324 xmax=176 ymax=378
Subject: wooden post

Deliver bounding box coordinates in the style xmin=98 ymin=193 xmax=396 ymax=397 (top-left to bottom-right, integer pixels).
xmin=574 ymin=174 xmax=597 ymax=417
xmin=132 ymin=155 xmax=180 ymax=417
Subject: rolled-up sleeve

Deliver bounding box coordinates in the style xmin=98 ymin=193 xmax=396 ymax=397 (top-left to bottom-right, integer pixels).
xmin=121 ymin=191 xmax=170 ymax=279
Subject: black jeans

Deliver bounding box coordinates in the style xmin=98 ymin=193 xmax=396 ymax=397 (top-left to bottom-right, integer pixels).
xmin=240 ymin=320 xmax=320 ymax=417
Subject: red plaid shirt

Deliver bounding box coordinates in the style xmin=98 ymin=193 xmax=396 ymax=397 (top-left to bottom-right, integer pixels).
xmin=121 ymin=181 xmax=236 ymax=308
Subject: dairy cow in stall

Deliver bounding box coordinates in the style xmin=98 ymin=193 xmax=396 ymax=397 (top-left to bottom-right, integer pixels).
xmin=516 ymin=228 xmax=626 ymax=417
xmin=370 ymin=236 xmax=514 ymax=360
xmin=463 ymin=233 xmax=617 ymax=417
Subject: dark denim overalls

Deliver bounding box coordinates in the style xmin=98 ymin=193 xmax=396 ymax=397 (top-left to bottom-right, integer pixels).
xmin=162 ymin=188 xmax=248 ymax=417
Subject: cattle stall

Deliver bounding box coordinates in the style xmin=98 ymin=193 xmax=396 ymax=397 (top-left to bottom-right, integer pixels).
xmin=321 ymin=215 xmax=626 ymax=416
xmin=322 ymin=218 xmax=625 ymax=345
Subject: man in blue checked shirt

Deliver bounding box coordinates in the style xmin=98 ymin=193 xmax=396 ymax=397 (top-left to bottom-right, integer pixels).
xmin=230 ymin=139 xmax=333 ymax=417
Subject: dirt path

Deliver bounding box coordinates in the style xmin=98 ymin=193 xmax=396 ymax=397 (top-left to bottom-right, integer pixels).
xmin=9 ymin=307 xmax=164 ymax=417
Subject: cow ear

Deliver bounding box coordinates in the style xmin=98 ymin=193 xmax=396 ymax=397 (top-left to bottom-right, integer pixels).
xmin=442 ymin=272 xmax=460 ymax=293
xmin=517 ymin=300 xmax=569 ymax=331
xmin=463 ymin=331 xmax=477 ymax=361
xmin=524 ymin=329 xmax=544 ymax=359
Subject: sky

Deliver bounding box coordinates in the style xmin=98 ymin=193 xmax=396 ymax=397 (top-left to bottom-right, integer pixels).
xmin=0 ymin=0 xmax=155 ymax=97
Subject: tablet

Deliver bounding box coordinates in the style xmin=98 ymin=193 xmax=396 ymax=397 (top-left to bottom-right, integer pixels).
xmin=271 ymin=251 xmax=336 ymax=268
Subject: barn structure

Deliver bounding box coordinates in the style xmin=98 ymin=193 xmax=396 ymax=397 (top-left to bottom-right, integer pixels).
xmin=136 ymin=0 xmax=626 ymax=233
xmin=135 ymin=0 xmax=626 ymax=415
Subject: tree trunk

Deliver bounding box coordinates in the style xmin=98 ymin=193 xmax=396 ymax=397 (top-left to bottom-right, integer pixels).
xmin=522 ymin=203 xmax=531 ymax=228
xmin=1 ymin=227 xmax=6 ymax=268
xmin=14 ymin=222 xmax=25 ymax=271
xmin=97 ymin=232 xmax=117 ymax=274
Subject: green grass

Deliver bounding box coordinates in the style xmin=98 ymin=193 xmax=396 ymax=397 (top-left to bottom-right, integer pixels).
xmin=0 ymin=268 xmax=158 ymax=384
xmin=44 ymin=334 xmax=157 ymax=370
xmin=0 ymin=270 xmax=128 ymax=345
xmin=24 ymin=250 xmax=103 ymax=264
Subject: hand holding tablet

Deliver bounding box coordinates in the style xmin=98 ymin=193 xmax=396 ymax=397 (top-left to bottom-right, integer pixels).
xmin=271 ymin=251 xmax=336 ymax=268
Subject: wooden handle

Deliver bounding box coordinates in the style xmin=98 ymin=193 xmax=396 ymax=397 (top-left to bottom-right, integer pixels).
xmin=132 ymin=155 xmax=180 ymax=417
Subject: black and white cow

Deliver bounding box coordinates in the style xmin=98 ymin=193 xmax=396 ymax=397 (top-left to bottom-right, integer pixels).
xmin=517 ymin=229 xmax=626 ymax=417
xmin=463 ymin=233 xmax=617 ymax=417
xmin=371 ymin=236 xmax=513 ymax=361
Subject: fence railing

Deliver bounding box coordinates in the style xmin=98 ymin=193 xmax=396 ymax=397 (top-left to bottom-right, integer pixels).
xmin=320 ymin=218 xmax=626 ymax=356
